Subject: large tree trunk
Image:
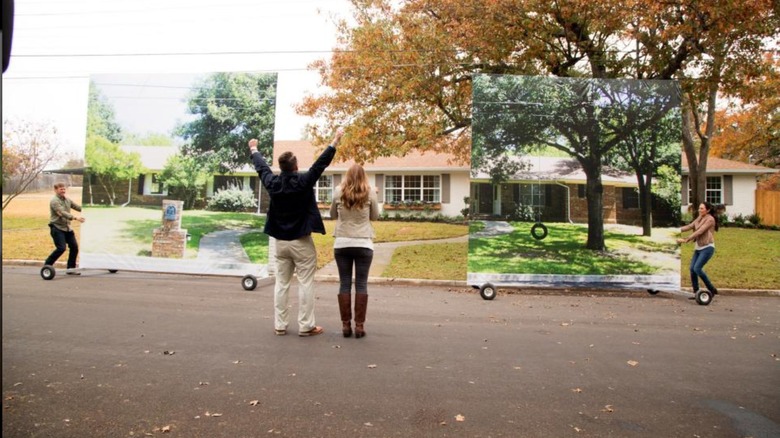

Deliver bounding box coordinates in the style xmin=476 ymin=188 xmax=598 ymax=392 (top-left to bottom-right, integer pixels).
xmin=637 ymin=173 xmax=653 ymax=236
xmin=681 ymin=104 xmax=700 ymax=212
xmin=583 ymin=161 xmax=606 ymax=251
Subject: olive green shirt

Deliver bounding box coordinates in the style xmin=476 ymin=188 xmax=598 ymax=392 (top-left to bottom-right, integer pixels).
xmin=49 ymin=195 xmax=82 ymax=232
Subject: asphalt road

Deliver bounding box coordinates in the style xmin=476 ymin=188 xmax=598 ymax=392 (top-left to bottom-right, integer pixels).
xmin=2 ymin=266 xmax=779 ymax=438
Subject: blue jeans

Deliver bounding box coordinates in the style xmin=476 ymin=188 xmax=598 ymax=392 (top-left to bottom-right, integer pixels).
xmin=690 ymin=246 xmax=716 ymax=292
xmin=334 ymin=247 xmax=374 ymax=294
xmin=45 ymin=225 xmax=79 ymax=269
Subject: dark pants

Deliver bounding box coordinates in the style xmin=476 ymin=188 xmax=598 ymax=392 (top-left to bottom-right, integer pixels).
xmin=689 ymin=246 xmax=716 ymax=293
xmin=45 ymin=225 xmax=79 ymax=269
xmin=334 ymin=247 xmax=374 ymax=294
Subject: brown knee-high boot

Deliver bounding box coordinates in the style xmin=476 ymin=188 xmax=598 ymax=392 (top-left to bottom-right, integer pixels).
xmin=337 ymin=294 xmax=352 ymax=337
xmin=354 ymin=294 xmax=368 ymax=338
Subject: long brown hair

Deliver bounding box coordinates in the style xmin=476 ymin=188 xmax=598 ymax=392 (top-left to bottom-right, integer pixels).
xmin=340 ymin=164 xmax=370 ymax=210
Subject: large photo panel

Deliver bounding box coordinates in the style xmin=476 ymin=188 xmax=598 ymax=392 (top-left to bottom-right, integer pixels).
xmin=80 ymin=72 xmax=277 ymax=277
xmin=469 ymin=74 xmax=682 ymax=291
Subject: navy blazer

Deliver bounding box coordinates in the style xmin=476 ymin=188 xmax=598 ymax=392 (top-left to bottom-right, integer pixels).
xmin=252 ymin=145 xmax=336 ymax=241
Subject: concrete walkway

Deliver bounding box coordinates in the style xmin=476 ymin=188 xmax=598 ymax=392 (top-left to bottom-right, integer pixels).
xmin=472 ymin=220 xmax=514 ymax=237
xmin=196 ymin=229 xmax=252 ymax=264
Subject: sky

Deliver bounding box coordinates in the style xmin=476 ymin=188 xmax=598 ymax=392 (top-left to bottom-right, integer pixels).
xmin=1 ymin=0 xmax=355 ymax=160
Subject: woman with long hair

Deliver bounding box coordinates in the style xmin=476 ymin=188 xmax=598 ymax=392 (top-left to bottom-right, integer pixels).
xmin=677 ymin=202 xmax=719 ymax=298
xmin=330 ymin=164 xmax=379 ymax=338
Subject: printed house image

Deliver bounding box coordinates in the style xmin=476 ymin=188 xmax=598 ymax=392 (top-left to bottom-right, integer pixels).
xmin=681 ymin=155 xmax=779 ymax=219
xmin=269 ymin=141 xmax=471 ymax=218
xmin=86 ymin=142 xmax=470 ymax=218
xmin=470 ymin=155 xmax=668 ymax=225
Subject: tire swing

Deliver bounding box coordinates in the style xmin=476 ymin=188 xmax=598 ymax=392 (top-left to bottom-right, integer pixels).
xmin=531 ymin=220 xmax=548 ymax=240
xmin=530 ymin=167 xmax=547 ymax=241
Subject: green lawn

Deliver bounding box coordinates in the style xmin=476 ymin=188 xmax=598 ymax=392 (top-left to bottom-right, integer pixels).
xmin=679 ymin=227 xmax=780 ymax=290
xmin=468 ymin=222 xmax=677 ymax=275
xmin=383 ymin=242 xmax=468 ymax=280
xmin=312 ymin=220 xmax=468 ymax=270
xmin=82 ymin=207 xmax=266 ymax=258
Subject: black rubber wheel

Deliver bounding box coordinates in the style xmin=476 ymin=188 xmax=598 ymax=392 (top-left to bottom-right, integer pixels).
xmin=647 ymin=289 xmax=660 ymax=295
xmin=242 ymin=274 xmax=258 ymax=291
xmin=531 ymin=223 xmax=548 ymax=240
xmin=40 ymin=265 xmax=56 ymax=280
xmin=108 ymin=270 xmax=118 ymax=274
xmin=479 ymin=283 xmax=497 ymax=300
xmin=695 ymin=289 xmax=713 ymax=306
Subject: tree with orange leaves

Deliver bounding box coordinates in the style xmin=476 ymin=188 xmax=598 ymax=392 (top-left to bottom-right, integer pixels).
xmin=711 ymin=53 xmax=779 ymax=189
xmin=298 ymin=0 xmax=777 ymax=249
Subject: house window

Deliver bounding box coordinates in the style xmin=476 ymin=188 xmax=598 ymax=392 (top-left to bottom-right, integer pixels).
xmin=687 ymin=176 xmax=723 ymax=205
xmin=150 ymin=174 xmax=164 ymax=195
xmin=705 ymin=176 xmax=722 ymax=204
xmin=577 ymin=184 xmax=586 ymax=198
xmin=622 ymin=187 xmax=639 ymax=209
xmin=517 ymin=184 xmax=545 ymax=207
xmin=316 ymin=175 xmax=333 ymax=203
xmin=385 ymin=175 xmax=441 ymax=203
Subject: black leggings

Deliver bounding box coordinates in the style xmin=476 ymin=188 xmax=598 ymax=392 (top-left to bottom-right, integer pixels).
xmin=334 ymin=247 xmax=374 ymax=294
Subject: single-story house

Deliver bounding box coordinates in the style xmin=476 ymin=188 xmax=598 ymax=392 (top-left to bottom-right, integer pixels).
xmin=469 ymin=156 xmax=656 ymax=225
xmin=87 ymin=143 xmax=471 ymax=217
xmin=681 ymin=155 xmax=778 ymax=218
xmin=269 ymin=140 xmax=471 ymax=218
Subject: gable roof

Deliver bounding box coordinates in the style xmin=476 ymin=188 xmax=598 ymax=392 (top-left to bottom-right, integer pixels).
xmin=471 ymin=156 xmax=637 ymax=186
xmin=681 ymin=155 xmax=778 ymax=175
xmin=273 ymin=140 xmax=469 ymax=172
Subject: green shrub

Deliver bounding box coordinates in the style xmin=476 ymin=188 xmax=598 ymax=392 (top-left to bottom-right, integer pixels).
xmin=207 ymin=185 xmax=258 ymax=212
xmin=746 ymin=213 xmax=762 ymax=225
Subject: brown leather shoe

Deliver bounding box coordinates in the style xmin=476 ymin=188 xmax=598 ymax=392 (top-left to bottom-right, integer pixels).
xmin=299 ymin=326 xmax=324 ymax=337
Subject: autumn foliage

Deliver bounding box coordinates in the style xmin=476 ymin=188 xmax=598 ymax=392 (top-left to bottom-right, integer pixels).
xmin=298 ymin=0 xmax=777 ymax=171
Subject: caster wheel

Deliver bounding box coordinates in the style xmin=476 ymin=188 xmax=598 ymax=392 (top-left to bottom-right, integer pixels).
xmin=242 ymin=274 xmax=258 ymax=291
xmin=695 ymin=289 xmax=713 ymax=306
xmin=108 ymin=270 xmax=118 ymax=274
xmin=479 ymin=283 xmax=497 ymax=300
xmin=41 ymin=265 xmax=56 ymax=280
xmin=647 ymin=289 xmax=660 ymax=295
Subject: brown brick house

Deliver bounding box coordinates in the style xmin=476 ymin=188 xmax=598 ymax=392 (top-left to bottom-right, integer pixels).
xmin=469 ymin=156 xmax=648 ymax=225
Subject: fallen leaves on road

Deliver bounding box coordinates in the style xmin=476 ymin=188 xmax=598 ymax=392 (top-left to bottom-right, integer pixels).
xmin=603 ymin=405 xmax=614 ymax=413
xmin=455 ymin=414 xmax=465 ymax=422
xmin=627 ymin=360 xmax=639 ymax=367
xmin=367 ymin=364 xmax=377 ymax=369
xmin=163 ymin=351 xmax=175 ymax=356
xmin=249 ymin=400 xmax=260 ymax=406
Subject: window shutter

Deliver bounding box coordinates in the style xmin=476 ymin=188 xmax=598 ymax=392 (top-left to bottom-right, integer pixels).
xmin=681 ymin=176 xmax=688 ymax=205
xmin=441 ymin=174 xmax=450 ymax=203
xmin=724 ymin=175 xmax=733 ymax=205
xmin=137 ymin=174 xmax=145 ymax=195
xmin=375 ymin=174 xmax=384 ymax=203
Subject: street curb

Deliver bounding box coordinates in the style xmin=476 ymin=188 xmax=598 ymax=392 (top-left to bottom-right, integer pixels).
xmin=4 ymin=259 xmax=779 ymax=296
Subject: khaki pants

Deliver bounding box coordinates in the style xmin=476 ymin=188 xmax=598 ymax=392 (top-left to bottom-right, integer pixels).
xmin=273 ymin=235 xmax=318 ymax=332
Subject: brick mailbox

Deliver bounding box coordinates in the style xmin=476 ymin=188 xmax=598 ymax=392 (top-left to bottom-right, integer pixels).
xmin=151 ymin=200 xmax=188 ymax=258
